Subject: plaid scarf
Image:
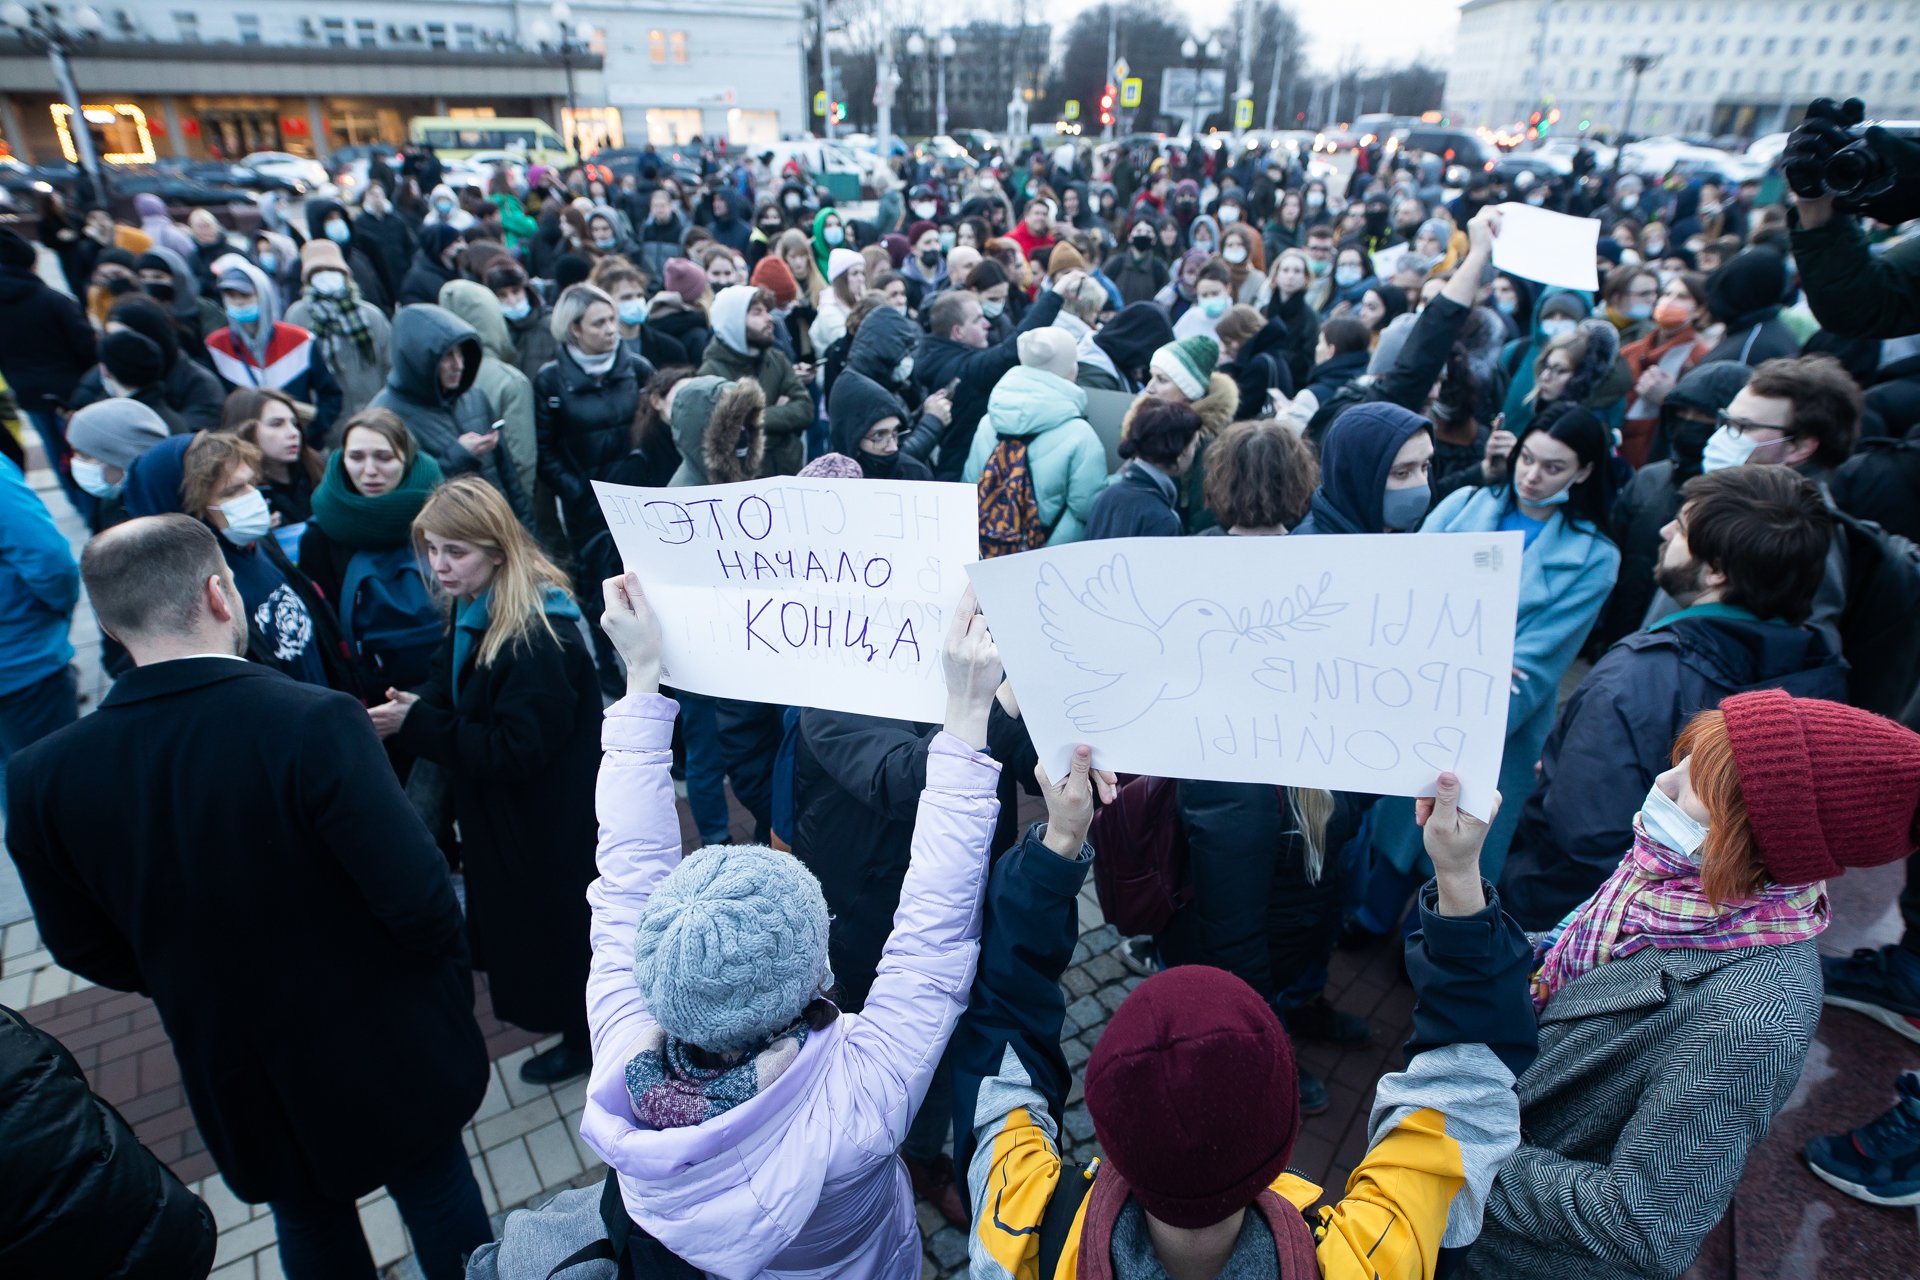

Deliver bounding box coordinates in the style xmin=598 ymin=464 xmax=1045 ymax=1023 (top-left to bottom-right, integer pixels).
xmin=1531 ymin=820 xmax=1829 ymax=1012
xmin=625 ymin=1017 xmax=810 ymax=1130
xmin=303 ymin=287 xmax=376 ymax=363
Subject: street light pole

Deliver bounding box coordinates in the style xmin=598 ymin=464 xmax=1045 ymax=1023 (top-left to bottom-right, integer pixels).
xmin=937 ymin=34 xmax=954 ymax=139
xmin=1608 ymin=47 xmax=1660 ymax=185
xmin=531 ymin=1 xmax=593 ymax=159
xmin=819 ymin=0 xmax=837 ymax=139
xmin=2 ymin=2 xmax=105 ymax=202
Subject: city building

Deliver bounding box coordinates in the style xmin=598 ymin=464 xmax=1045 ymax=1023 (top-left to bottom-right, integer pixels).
xmin=0 ymin=0 xmax=807 ymax=168
xmin=1445 ymin=0 xmax=1920 ymax=138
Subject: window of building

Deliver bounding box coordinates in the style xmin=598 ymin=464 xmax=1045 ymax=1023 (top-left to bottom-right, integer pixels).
xmin=1714 ymin=36 xmax=1726 ymax=52
xmin=1729 ymin=69 xmax=1742 ymax=89
xmin=455 ymin=23 xmax=476 ymax=50
xmin=355 ymin=18 xmax=376 ymax=46
xmin=1816 ymin=37 xmax=1829 ymax=53
xmin=1886 ymin=70 xmax=1899 ymax=90
xmin=1869 ymin=37 xmax=1881 ymax=51
xmin=1681 ymin=69 xmax=1695 ymax=87
xmin=426 ymin=22 xmax=446 ymax=49
xmin=1573 ymin=37 xmax=1584 ymax=53
xmin=1897 ymin=37 xmax=1911 ymax=53
xmin=235 ymin=13 xmax=261 ymax=44
xmin=173 ymin=10 xmax=199 ymax=41
xmin=1798 ymin=2 xmax=1812 ymax=15
xmin=670 ymin=31 xmax=688 ymax=63
xmin=1590 ymin=68 xmax=1602 ymax=86
xmin=1580 ymin=5 xmax=1591 ymax=18
xmin=1789 ymin=37 xmax=1801 ymax=53
xmin=649 ymin=29 xmax=666 ymax=63
xmin=1706 ymin=69 xmax=1719 ymax=88
xmin=1853 ymin=1 xmax=1867 ymax=14
xmin=323 ymin=17 xmax=345 ymax=46
xmin=1625 ymin=3 xmax=1638 ymax=16
xmin=1738 ymin=36 xmax=1750 ymax=52
xmin=1858 ymin=70 xmax=1872 ymax=89
xmin=1648 ymin=3 xmax=1661 ymax=17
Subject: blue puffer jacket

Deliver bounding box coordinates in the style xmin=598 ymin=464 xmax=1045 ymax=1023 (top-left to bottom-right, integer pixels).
xmin=0 ymin=457 xmax=78 ymax=698
xmin=962 ymin=366 xmax=1108 ymax=545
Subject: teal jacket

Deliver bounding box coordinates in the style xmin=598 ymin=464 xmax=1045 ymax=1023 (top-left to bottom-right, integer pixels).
xmin=0 ymin=456 xmax=77 ymax=698
xmin=961 ymin=366 xmax=1109 ymax=545
xmin=1375 ymin=483 xmax=1619 ymax=880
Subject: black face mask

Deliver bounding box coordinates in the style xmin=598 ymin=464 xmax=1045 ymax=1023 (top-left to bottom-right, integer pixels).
xmin=1130 ymin=235 xmax=1154 ymax=252
xmin=919 ymin=249 xmax=941 ymax=268
xmin=1668 ymin=413 xmax=1718 ymax=479
xmin=1174 ymin=199 xmax=1197 ymax=215
xmin=143 ymin=280 xmax=175 ymax=302
xmin=857 ymin=447 xmax=899 ymax=480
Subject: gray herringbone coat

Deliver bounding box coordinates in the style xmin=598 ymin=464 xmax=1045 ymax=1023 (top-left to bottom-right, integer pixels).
xmin=1457 ymin=938 xmax=1821 ymax=1279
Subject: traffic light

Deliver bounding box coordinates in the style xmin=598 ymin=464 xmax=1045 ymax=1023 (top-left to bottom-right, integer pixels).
xmin=832 ymin=101 xmax=847 ymax=123
xmin=1100 ymin=83 xmax=1115 ymax=126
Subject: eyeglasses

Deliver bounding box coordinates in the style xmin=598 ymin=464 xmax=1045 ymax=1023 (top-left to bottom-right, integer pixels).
xmin=1715 ymin=409 xmax=1793 ymax=441
xmin=864 ymin=426 xmax=912 ymax=446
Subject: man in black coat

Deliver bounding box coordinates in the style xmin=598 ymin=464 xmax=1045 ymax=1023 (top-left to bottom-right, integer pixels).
xmin=0 ymin=227 xmax=98 ymax=517
xmin=1500 ymin=466 xmax=1847 ymax=930
xmin=912 ymin=279 xmax=1069 ymax=480
xmin=4 ymin=516 xmax=491 ymax=1279
xmin=1 ymin=1003 xmax=215 ymax=1277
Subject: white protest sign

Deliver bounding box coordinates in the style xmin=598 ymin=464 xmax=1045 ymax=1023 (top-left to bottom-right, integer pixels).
xmin=593 ymin=478 xmax=979 ymax=721
xmin=966 ymin=533 xmax=1523 ymax=818
xmin=1492 ymin=202 xmax=1601 ymax=292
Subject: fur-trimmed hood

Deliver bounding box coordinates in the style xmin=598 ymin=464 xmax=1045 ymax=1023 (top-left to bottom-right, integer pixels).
xmin=1118 ymin=371 xmax=1241 ymax=443
xmin=668 ymin=375 xmax=766 ymax=486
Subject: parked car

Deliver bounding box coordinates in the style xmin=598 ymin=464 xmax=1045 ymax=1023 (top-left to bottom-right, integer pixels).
xmin=160 ymin=159 xmax=305 ymax=196
xmin=1528 ymin=137 xmax=1616 ymax=174
xmin=240 ymin=150 xmax=330 ymax=194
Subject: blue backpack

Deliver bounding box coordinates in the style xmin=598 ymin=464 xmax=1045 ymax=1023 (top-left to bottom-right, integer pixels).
xmin=338 ymin=545 xmax=443 ymax=688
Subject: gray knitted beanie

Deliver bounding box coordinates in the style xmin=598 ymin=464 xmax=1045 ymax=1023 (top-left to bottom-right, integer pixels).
xmin=65 ymin=399 xmax=171 ymax=471
xmin=632 ymin=844 xmax=832 ymax=1054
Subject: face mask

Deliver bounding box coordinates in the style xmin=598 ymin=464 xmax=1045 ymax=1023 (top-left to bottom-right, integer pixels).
xmin=501 ymin=297 xmax=532 ymax=321
xmin=1222 ymin=244 xmax=1248 ymax=265
xmin=1699 ymin=202 xmax=1720 ymax=217
xmin=1380 ymin=483 xmax=1431 ymax=532
xmin=980 ymin=299 xmax=1005 ymax=319
xmin=218 ymin=488 xmax=273 ymax=545
xmin=1334 ymin=264 xmax=1362 ymax=287
xmin=618 ymin=299 xmax=648 ymax=326
xmin=919 ymin=249 xmax=942 ymax=269
xmin=1701 ymin=424 xmax=1764 ymax=473
xmin=311 ymin=270 xmax=349 ymax=297
xmin=593 ymin=235 xmax=616 ymax=249
xmin=1306 ymin=194 xmax=1325 ymax=209
xmin=1625 ymin=302 xmax=1654 ymax=320
xmin=1653 ymin=297 xmax=1693 ymax=328
xmin=1540 ymin=316 xmax=1575 ymax=339
xmin=1529 ymin=481 xmax=1575 ymax=506
xmin=912 ymin=201 xmax=937 ymax=219
xmin=1640 ymin=781 xmax=1707 ymax=860
xmin=939 ymin=230 xmax=956 ymax=252
xmin=1526 ymin=192 xmax=1548 ymax=206
xmin=784 ymin=193 xmax=802 ymax=209
xmin=1218 ymin=207 xmax=1241 ymax=224
xmin=434 ymin=199 xmax=454 ymax=214
xmin=1199 ymin=294 xmax=1229 ymax=318
xmin=324 ymin=220 xmax=352 ymax=245
xmin=104 ymin=276 xmax=134 ymax=296
xmin=225 ymin=301 xmax=261 ymax=326
xmin=893 ymin=354 xmax=914 ymax=384
xmin=143 ymin=280 xmax=175 ymax=303
xmin=1493 ymin=296 xmax=1516 ymax=315
xmin=1644 ymin=240 xmax=1668 ymax=258
xmin=257 ymin=253 xmax=279 ymax=274
xmin=823 ymin=226 xmax=845 ymax=246
xmin=1307 ymin=256 xmax=1330 ymax=277
xmin=71 ymin=458 xmax=122 ymax=499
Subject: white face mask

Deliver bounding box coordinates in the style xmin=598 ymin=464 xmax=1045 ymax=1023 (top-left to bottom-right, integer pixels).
xmin=1218 ymin=207 xmax=1241 ymax=224
xmin=1701 ymin=424 xmax=1769 ymax=473
xmin=1222 ymin=243 xmax=1249 ymax=265
xmin=218 ymin=488 xmax=273 ymax=545
xmin=310 ymin=270 xmax=349 ymax=297
xmin=1640 ymin=782 xmax=1707 ymax=861
xmin=71 ymin=458 xmax=122 ymax=499
xmin=1540 ymin=316 xmax=1576 ymax=339
xmin=911 ymin=201 xmax=937 ymax=219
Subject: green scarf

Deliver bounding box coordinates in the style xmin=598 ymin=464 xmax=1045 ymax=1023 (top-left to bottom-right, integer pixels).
xmin=308 ymin=449 xmax=444 ymax=551
xmin=451 ymin=584 xmax=582 ymax=702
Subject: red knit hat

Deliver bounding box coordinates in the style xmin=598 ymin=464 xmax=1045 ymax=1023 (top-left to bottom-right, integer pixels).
xmin=1083 ymin=966 xmax=1299 ymax=1229
xmin=905 ymin=219 xmax=940 ymax=247
xmin=1719 ymin=689 xmax=1920 ymax=886
xmin=748 ymin=256 xmax=798 ymax=308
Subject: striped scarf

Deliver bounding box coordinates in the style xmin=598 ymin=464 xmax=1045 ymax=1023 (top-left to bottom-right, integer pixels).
xmin=1531 ymin=820 xmax=1829 ymax=1012
xmin=303 ymin=287 xmax=376 ymax=363
xmin=624 ymin=1016 xmax=811 ymax=1130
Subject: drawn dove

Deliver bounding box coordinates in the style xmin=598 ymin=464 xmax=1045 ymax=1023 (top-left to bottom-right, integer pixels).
xmin=1035 ymin=556 xmax=1250 ymax=733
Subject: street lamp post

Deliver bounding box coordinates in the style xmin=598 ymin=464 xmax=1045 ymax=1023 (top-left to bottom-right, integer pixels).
xmin=1608 ymin=47 xmax=1661 ymax=185
xmin=2 ymin=1 xmax=106 ymax=201
xmin=529 ymin=1 xmax=596 ymax=160
xmin=936 ymin=34 xmax=955 ymax=139
xmin=1179 ymin=36 xmax=1224 ymax=137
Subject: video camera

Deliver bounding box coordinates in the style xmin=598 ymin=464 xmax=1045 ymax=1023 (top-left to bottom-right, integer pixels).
xmin=1783 ymin=98 xmax=1920 ymax=223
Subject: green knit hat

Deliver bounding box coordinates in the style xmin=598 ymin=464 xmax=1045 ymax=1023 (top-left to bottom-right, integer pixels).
xmin=1150 ymin=335 xmax=1219 ymax=400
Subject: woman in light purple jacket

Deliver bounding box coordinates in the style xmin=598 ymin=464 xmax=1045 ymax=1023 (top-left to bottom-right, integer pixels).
xmin=578 ymin=574 xmax=1009 ymax=1279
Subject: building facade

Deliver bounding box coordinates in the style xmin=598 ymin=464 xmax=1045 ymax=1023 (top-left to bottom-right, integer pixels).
xmin=1445 ymin=0 xmax=1920 ymax=138
xmin=0 ymin=0 xmax=807 ymax=168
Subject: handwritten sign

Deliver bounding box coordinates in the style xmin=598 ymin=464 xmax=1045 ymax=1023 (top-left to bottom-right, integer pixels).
xmin=966 ymin=533 xmax=1523 ymax=817
xmin=1492 ymin=202 xmax=1601 ymax=292
xmin=593 ymin=477 xmax=980 ymax=721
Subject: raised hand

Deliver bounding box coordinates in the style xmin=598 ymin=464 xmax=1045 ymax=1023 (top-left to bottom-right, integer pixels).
xmin=1033 ymin=744 xmax=1118 ymax=859
xmin=600 ymin=572 xmax=663 ymax=696
xmin=942 ymin=584 xmax=1002 ymax=749
xmin=1414 ymin=772 xmax=1501 ymax=917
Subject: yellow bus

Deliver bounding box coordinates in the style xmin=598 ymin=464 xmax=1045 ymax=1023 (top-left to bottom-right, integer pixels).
xmin=405 ymin=117 xmax=574 ymax=167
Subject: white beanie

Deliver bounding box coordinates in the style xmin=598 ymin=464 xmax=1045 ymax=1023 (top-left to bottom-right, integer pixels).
xmin=827 ymin=247 xmax=865 ymax=283
xmin=1019 ymin=328 xmax=1080 ymax=382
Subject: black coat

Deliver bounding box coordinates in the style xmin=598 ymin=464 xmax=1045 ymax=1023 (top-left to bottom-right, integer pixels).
xmin=913 ymin=290 xmax=1064 ymax=480
xmin=0 ymin=265 xmax=96 ymax=412
xmin=68 ymin=359 xmax=226 ymax=434
xmin=351 ymin=210 xmax=417 ymax=305
xmin=534 ymin=345 xmax=647 ymax=542
xmin=1222 ymin=318 xmax=1295 ymax=420
xmin=1500 ymin=611 xmax=1848 ymax=930
xmin=790 ymin=704 xmax=1033 ymax=1009
xmin=1306 ymin=295 xmax=1470 ymax=443
xmin=1298 ymin=348 xmax=1371 ymax=412
xmin=1086 ymin=461 xmax=1183 ymax=540
xmin=395 ymin=611 xmax=602 ymax=1034
xmin=398 ymin=251 xmax=458 ymax=309
xmin=1265 ymin=290 xmax=1321 ymax=388
xmin=5 ymin=659 xmax=488 ymax=1203
xmin=1591 ymin=458 xmax=1685 ymax=652
xmin=0 ymin=1004 xmax=215 ymax=1277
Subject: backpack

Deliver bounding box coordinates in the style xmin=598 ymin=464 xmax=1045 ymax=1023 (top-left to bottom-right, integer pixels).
xmin=977 ymin=432 xmax=1059 ymax=558
xmin=338 ymin=545 xmax=443 ymax=688
xmin=1086 ymin=774 xmax=1192 ymax=935
xmin=1830 ymin=506 xmax=1920 ymax=720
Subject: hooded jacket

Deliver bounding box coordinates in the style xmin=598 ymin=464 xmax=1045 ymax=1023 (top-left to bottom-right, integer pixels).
xmin=696 ymin=285 xmax=811 ymax=477
xmin=1294 ymin=402 xmax=1431 ymax=535
xmin=348 ymin=203 xmax=415 ymax=305
xmin=839 ymin=305 xmax=945 ymax=449
xmin=703 ymin=188 xmax=753 ymax=255
xmin=914 ymin=290 xmax=1066 ymax=480
xmin=370 ymin=305 xmax=527 ymax=523
xmin=826 ymin=370 xmax=933 ymax=481
xmin=581 ymin=694 xmax=1005 ymax=1280
xmin=302 ymin=199 xmax=392 ymax=313
xmin=644 ymin=292 xmax=711 ymax=365
xmin=1223 ymin=315 xmax=1296 ymax=420
xmin=398 ymin=224 xmax=464 ymax=309
xmin=963 ymin=367 xmax=1108 ymax=544
xmin=438 ymin=281 xmax=540 ymax=508
xmin=132 ymin=192 xmax=196 ymax=260
xmin=666 ymin=375 xmax=766 ymax=486
xmin=67 ymin=297 xmax=225 ymax=434
xmin=1701 ymin=248 xmax=1801 ymax=366
xmin=0 ymin=455 xmax=77 ymax=699
xmin=636 ymin=208 xmax=691 ymax=285
xmin=1077 ymin=302 xmax=1176 ymax=393
xmin=204 ymin=256 xmax=343 ymax=444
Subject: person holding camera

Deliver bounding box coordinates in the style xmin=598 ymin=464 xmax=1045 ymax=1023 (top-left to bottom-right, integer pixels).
xmin=1784 ymin=97 xmax=1920 ymax=341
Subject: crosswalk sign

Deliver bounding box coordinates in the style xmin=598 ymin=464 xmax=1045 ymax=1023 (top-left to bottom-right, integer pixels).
xmin=1234 ymin=98 xmax=1254 ymax=129
xmin=1120 ymin=77 xmax=1142 ymax=109
xmin=1064 ymin=99 xmax=1081 ymax=121
xmin=813 ymin=90 xmax=828 ymax=118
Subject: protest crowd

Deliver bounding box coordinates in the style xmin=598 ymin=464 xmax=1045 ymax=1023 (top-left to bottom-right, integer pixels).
xmin=4 ymin=92 xmax=1920 ymax=1280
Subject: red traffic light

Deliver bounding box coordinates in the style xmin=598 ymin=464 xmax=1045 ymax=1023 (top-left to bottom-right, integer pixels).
xmin=1529 ymin=111 xmax=1542 ymax=125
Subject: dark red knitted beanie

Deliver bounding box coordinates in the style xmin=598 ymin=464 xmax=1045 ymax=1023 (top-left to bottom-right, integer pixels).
xmin=1083 ymin=965 xmax=1299 ymax=1229
xmin=1719 ymin=689 xmax=1920 ymax=886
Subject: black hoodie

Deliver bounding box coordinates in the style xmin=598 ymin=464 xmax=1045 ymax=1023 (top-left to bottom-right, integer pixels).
xmin=826 ymin=370 xmax=932 ymax=481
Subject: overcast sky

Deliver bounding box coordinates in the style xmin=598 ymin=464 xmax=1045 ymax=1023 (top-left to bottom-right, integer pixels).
xmin=1047 ymin=0 xmax=1461 ymax=73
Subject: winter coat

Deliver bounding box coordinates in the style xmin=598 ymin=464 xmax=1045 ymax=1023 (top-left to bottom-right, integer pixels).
xmin=394 ymin=590 xmax=601 ymax=1033
xmin=350 ymin=209 xmax=417 ymax=305
xmin=1112 ymin=372 xmax=1239 ymax=532
xmin=1830 ymin=427 xmax=1920 ymax=546
xmin=1497 ymin=286 xmax=1594 ymax=435
xmin=1459 ymin=939 xmax=1820 ymax=1280
xmin=133 ymin=245 xmax=223 ymax=366
xmin=636 ymin=211 xmax=691 ymax=286
xmin=1372 ymin=484 xmax=1618 ymax=881
xmin=914 ymin=290 xmax=1065 ymax=480
xmin=666 ymin=375 xmax=766 ymax=487
xmin=68 ymin=357 xmax=225 ymax=437
xmin=1499 ymin=606 xmax=1847 ymax=931
xmin=371 ymin=304 xmax=529 ymax=524
xmin=5 ymin=658 xmax=488 ymax=1203
xmin=0 ymin=1003 xmax=216 ymax=1278
xmin=0 ymin=262 xmax=96 ymax=412
xmin=1265 ymin=289 xmax=1321 ymax=388
xmin=1223 ymin=316 xmax=1295 ymax=419
xmin=962 ymin=366 xmax=1107 ymax=544
xmin=438 ymin=280 xmax=540 ymax=511
xmin=0 ymin=456 xmax=77 ymax=699
xmin=697 ymin=294 xmax=811 ymax=478
xmin=1086 ymin=459 xmax=1183 ymax=540
xmin=1101 ymin=248 xmax=1169 ymax=306
xmin=204 ymin=315 xmax=345 ymax=447
xmin=790 ymin=703 xmax=1032 ymax=1009
xmin=644 ymin=294 xmax=711 ymax=365
xmin=1791 ymin=213 xmax=1920 ymax=341
xmin=283 ymin=293 xmax=393 ymax=422
xmin=1700 ymin=314 xmax=1800 ymax=366
xmin=533 ymin=343 xmax=646 ymax=538
xmin=302 ymin=200 xmax=392 ymax=314
xmin=1307 ymin=294 xmax=1473 ymax=444
xmin=1298 ymin=348 xmax=1370 ymax=414
xmin=398 ymin=248 xmax=459 ymax=309
xmin=579 ymin=694 xmax=1004 ymax=1279
xmin=506 ymin=305 xmax=561 ymax=379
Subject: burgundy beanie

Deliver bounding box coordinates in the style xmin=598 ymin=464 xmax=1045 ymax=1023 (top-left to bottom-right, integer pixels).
xmin=663 ymin=258 xmax=707 ymax=304
xmin=1719 ymin=689 xmax=1920 ymax=886
xmin=1083 ymin=966 xmax=1299 ymax=1228
xmin=906 ymin=218 xmax=940 ymax=247
xmin=881 ymin=233 xmax=910 ymax=269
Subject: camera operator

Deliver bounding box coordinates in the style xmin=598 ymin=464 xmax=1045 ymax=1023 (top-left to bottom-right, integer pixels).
xmin=1785 ymin=97 xmax=1920 ymax=340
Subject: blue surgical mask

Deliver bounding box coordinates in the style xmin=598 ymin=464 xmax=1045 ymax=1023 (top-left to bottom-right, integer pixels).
xmin=980 ymin=299 xmax=1005 ymax=319
xmin=618 ymin=299 xmax=648 ymax=326
xmin=1199 ymin=294 xmax=1229 ymax=318
xmin=257 ymin=253 xmax=278 ymax=274
xmin=1640 ymin=781 xmax=1707 ymax=860
xmin=324 ymin=219 xmax=352 ymax=245
xmin=225 ymin=301 xmax=261 ymax=326
xmin=434 ymin=199 xmax=455 ymax=214
xmin=823 ymin=226 xmax=845 ymax=246
xmin=593 ymin=234 xmax=617 ymax=249
xmin=1307 ymin=257 xmax=1330 ymax=277
xmin=893 ymin=354 xmax=914 ymax=384
xmin=939 ymin=230 xmax=956 ymax=252
xmin=1380 ymin=483 xmax=1431 ymax=531
xmin=1334 ymin=264 xmax=1362 ymax=287
xmin=501 ymin=297 xmax=532 ymax=321
xmin=1529 ymin=482 xmax=1574 ymax=506
xmin=1493 ymin=297 xmax=1516 ymax=315
xmin=71 ymin=458 xmax=122 ymax=499
xmin=1626 ymin=302 xmax=1654 ymax=321
xmin=1540 ymin=316 xmax=1576 ymax=339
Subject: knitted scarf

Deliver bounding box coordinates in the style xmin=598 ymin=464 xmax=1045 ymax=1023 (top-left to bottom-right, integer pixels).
xmin=303 ymin=285 xmax=376 ymax=362
xmin=625 ymin=1017 xmax=810 ymax=1129
xmin=308 ymin=449 xmax=444 ymax=551
xmin=1531 ymin=821 xmax=1829 ymax=1012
